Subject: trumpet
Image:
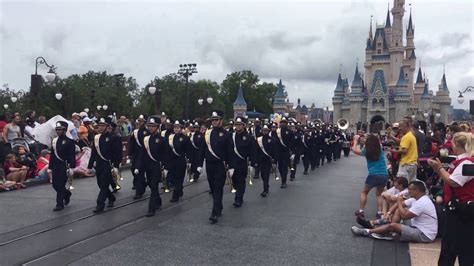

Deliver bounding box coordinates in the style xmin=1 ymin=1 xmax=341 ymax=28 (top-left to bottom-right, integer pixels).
xmin=247 ymin=162 xmax=254 ymax=186
xmin=110 ymin=162 xmax=122 ymax=191
xmin=271 ymin=161 xmax=280 ymax=180
xmin=66 ymin=165 xmax=74 ymax=190
xmin=226 ymin=165 xmax=236 ymax=193
xmin=161 ymin=166 xmax=170 ymax=193
xmin=186 ymin=160 xmax=193 ymax=182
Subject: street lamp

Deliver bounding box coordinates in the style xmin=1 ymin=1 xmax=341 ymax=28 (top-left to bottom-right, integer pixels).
xmin=97 ymin=105 xmax=102 ymax=111
xmin=178 ymin=63 xmax=198 ymax=119
xmin=55 ymin=92 xmax=63 ymax=100
xmin=207 ymin=96 xmax=213 ymax=104
xmin=457 ymin=85 xmax=474 ymax=104
xmin=31 ymin=57 xmax=57 ymax=110
xmin=148 ymin=86 xmax=157 ymax=95
xmin=84 ymin=108 xmax=89 ymax=113
xmin=11 ymin=97 xmax=18 ymax=103
xmin=103 ymin=104 xmax=108 ymax=111
xmin=3 ymin=104 xmax=8 ymax=110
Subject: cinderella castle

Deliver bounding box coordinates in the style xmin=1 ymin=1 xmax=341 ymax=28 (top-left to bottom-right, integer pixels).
xmin=332 ymin=0 xmax=452 ymax=131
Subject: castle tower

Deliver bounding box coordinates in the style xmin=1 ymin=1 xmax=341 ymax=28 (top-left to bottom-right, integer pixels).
xmin=413 ymin=66 xmax=425 ymax=104
xmin=420 ymin=82 xmax=433 ymax=114
xmin=273 ymin=79 xmax=288 ymax=115
xmin=434 ymin=71 xmax=451 ymax=124
xmin=393 ymin=67 xmax=411 ymax=121
xmin=331 ymin=73 xmax=345 ymax=121
xmin=404 ymin=8 xmax=417 ymax=97
xmin=233 ymin=83 xmax=247 ymax=118
xmin=349 ymin=63 xmax=364 ymax=125
xmin=388 ymin=0 xmax=406 ymax=85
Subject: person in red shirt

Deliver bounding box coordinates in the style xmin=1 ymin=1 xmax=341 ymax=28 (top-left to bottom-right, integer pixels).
xmin=35 ymin=149 xmax=52 ymax=182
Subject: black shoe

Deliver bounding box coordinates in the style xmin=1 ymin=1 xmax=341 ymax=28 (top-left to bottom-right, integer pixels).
xmin=145 ymin=210 xmax=155 ymax=217
xmin=107 ymin=200 xmax=115 ymax=208
xmin=208 ymin=191 xmax=213 ymax=195
xmin=170 ymin=197 xmax=179 ymax=203
xmin=64 ymin=195 xmax=71 ymax=206
xmin=132 ymin=186 xmax=136 ymax=190
xmin=93 ymin=206 xmax=104 ymax=213
xmin=209 ymin=214 xmax=218 ymax=224
xmin=260 ymin=191 xmax=268 ymax=198
xmin=233 ymin=201 xmax=242 ymax=208
xmin=290 ymin=177 xmax=295 ymax=181
xmin=356 ymin=217 xmax=374 ymax=229
xmin=280 ymin=183 xmax=287 ymax=188
xmin=133 ymin=194 xmax=143 ymax=200
xmin=53 ymin=205 xmax=64 ymax=212
xmin=303 ymin=171 xmax=308 ymax=175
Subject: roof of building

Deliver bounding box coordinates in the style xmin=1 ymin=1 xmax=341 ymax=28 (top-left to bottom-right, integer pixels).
xmin=385 ymin=8 xmax=391 ymax=28
xmin=233 ymin=83 xmax=247 ymax=106
xmin=416 ymin=67 xmax=424 ymax=84
xmin=396 ymin=67 xmax=407 ymax=87
xmin=440 ymin=73 xmax=449 ymax=92
xmin=371 ymin=28 xmax=389 ymax=50
xmin=407 ymin=10 xmax=414 ymax=35
xmin=351 ymin=64 xmax=363 ymax=87
xmin=409 ymin=50 xmax=416 ymax=60
xmin=275 ymin=79 xmax=286 ymax=98
xmin=421 ymin=83 xmax=431 ymax=99
xmin=370 ymin=70 xmax=388 ymax=94
xmin=334 ymin=73 xmax=344 ymax=93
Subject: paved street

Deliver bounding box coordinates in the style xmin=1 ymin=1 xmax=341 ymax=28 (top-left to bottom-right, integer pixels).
xmin=0 ymin=155 xmax=410 ymax=265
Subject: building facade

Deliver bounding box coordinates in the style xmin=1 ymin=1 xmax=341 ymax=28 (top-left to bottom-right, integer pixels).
xmin=332 ymin=0 xmax=452 ymax=131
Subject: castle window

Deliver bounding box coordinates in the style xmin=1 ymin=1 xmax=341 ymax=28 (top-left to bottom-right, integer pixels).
xmin=378 ymin=43 xmax=381 ymax=47
xmin=395 ymin=42 xmax=398 ymax=46
xmin=377 ymin=49 xmax=381 ymax=54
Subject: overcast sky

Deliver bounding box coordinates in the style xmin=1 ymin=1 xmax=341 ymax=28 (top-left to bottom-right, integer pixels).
xmin=1 ymin=0 xmax=473 ymax=110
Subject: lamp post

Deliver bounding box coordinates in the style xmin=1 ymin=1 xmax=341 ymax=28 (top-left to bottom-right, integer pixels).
xmin=31 ymin=57 xmax=57 ymax=111
xmin=457 ymin=85 xmax=474 ymax=104
xmin=178 ymin=63 xmax=198 ymax=119
xmin=197 ymin=94 xmax=213 ymax=119
xmin=147 ymin=79 xmax=161 ymax=114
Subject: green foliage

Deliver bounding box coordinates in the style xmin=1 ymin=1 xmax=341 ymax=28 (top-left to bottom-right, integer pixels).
xmin=5 ymin=70 xmax=277 ymax=120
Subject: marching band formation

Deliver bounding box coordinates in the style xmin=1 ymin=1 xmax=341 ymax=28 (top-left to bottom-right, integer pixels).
xmin=49 ymin=110 xmax=353 ymax=224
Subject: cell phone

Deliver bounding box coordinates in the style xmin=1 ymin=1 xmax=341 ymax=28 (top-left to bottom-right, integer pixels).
xmin=462 ymin=164 xmax=474 ymax=176
xmin=438 ymin=156 xmax=456 ymax=164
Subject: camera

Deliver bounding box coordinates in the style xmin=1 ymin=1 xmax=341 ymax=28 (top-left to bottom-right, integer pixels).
xmin=462 ymin=164 xmax=474 ymax=176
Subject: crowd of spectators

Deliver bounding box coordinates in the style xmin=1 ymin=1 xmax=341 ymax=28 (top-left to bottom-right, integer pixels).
xmin=0 ymin=111 xmax=133 ymax=191
xmin=351 ymin=117 xmax=474 ymax=265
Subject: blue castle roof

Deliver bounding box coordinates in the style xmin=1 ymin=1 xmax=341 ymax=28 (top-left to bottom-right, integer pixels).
xmin=233 ymin=83 xmax=247 ymax=106
xmin=274 ymin=79 xmax=287 ymax=104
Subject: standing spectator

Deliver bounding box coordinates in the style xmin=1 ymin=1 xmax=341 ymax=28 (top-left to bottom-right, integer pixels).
xmin=352 ymin=134 xmax=389 ymax=219
xmin=391 ymin=120 xmax=418 ymax=182
xmin=428 ymin=132 xmax=474 ymax=265
xmin=3 ymin=115 xmax=22 ymax=144
xmin=3 ymin=153 xmax=27 ymax=186
xmin=38 ymin=116 xmax=47 ymax=124
xmin=118 ymin=116 xmax=132 ymax=137
xmin=412 ymin=122 xmax=426 ymax=157
xmin=0 ymin=114 xmax=7 ymax=164
xmin=443 ymin=125 xmax=462 ymax=155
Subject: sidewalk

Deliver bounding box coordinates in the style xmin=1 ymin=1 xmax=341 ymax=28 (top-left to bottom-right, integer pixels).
xmin=410 ymin=240 xmax=458 ymax=266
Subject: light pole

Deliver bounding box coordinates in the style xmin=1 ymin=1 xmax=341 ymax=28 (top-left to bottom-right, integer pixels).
xmin=147 ymin=79 xmax=161 ymax=114
xmin=31 ymin=57 xmax=57 ymax=110
xmin=456 ymin=85 xmax=474 ymax=104
xmin=178 ymin=63 xmax=197 ymax=119
xmin=198 ymin=94 xmax=213 ymax=119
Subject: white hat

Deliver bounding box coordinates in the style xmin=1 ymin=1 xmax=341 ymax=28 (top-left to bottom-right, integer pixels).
xmin=393 ymin=122 xmax=399 ymax=128
xmin=83 ymin=117 xmax=92 ymax=123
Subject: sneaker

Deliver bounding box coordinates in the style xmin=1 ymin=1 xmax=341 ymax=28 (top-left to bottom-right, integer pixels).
xmin=354 ymin=209 xmax=365 ymax=218
xmin=375 ymin=212 xmax=383 ymax=219
xmin=351 ymin=226 xmax=370 ymax=237
xmin=370 ymin=233 xmax=394 ymax=241
xmin=356 ymin=217 xmax=374 ymax=229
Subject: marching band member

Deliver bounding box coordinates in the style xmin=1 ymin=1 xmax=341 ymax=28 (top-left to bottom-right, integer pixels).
xmin=128 ymin=115 xmax=147 ymax=199
xmin=274 ymin=117 xmax=294 ymax=188
xmin=198 ymin=110 xmax=234 ymax=224
xmin=167 ymin=120 xmax=191 ymax=202
xmin=230 ymin=116 xmax=257 ymax=208
xmin=289 ymin=122 xmax=302 ymax=181
xmin=87 ymin=117 xmax=122 ymax=213
xmin=302 ymin=126 xmax=313 ymax=175
xmin=256 ymin=124 xmax=276 ymax=197
xmin=251 ymin=118 xmax=263 ymax=180
xmin=188 ymin=121 xmax=204 ymax=182
xmin=315 ymin=126 xmax=325 ymax=167
xmin=50 ymin=121 xmax=76 ymax=211
xmin=142 ymin=116 xmax=166 ymax=217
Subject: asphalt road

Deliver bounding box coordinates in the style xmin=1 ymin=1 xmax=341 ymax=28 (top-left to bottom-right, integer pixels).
xmin=0 ymin=155 xmax=410 ymax=265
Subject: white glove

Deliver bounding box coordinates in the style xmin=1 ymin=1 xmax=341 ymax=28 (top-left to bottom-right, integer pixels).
xmin=290 ymin=154 xmax=295 ymax=161
xmin=163 ymin=169 xmax=169 ymax=177
xmin=197 ymin=167 xmax=203 ymax=174
xmin=186 ymin=163 xmax=191 ymax=169
xmin=133 ymin=169 xmax=139 ymax=175
xmin=227 ymin=168 xmax=235 ymax=178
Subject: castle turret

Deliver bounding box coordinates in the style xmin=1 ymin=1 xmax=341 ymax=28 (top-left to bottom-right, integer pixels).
xmin=433 ymin=71 xmax=452 ymax=124
xmin=393 ymin=67 xmax=411 ymax=121
xmin=273 ymin=79 xmax=288 ymax=115
xmin=413 ymin=66 xmax=425 ymax=104
xmin=332 ymin=73 xmax=345 ymax=121
xmin=233 ymin=83 xmax=247 ymax=118
xmin=349 ymin=63 xmax=365 ymax=125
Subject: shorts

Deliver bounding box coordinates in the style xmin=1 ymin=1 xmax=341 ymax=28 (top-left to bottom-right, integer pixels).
xmin=399 ymin=224 xmax=432 ymax=243
xmin=365 ymin=174 xmax=388 ymax=188
xmin=397 ymin=164 xmax=417 ymax=182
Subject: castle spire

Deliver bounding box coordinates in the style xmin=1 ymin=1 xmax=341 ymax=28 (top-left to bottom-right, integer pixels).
xmin=369 ymin=15 xmax=373 ymax=39
xmin=416 ymin=65 xmax=423 ymax=84
xmin=233 ymin=82 xmax=247 ymax=106
xmin=385 ymin=5 xmax=391 ymax=28
xmin=351 ymin=62 xmax=363 ymax=87
xmin=407 ymin=5 xmax=414 ymax=35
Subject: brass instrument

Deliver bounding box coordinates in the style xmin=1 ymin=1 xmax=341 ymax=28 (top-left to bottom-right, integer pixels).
xmin=247 ymin=161 xmax=254 ymax=186
xmin=337 ymin=118 xmax=349 ymax=131
xmin=290 ymin=154 xmax=295 ymax=171
xmin=111 ymin=162 xmax=122 ymax=191
xmin=225 ymin=165 xmax=236 ymax=193
xmin=66 ymin=165 xmax=74 ymax=190
xmin=271 ymin=161 xmax=279 ymax=180
xmin=161 ymin=166 xmax=170 ymax=193
xmin=186 ymin=160 xmax=193 ymax=182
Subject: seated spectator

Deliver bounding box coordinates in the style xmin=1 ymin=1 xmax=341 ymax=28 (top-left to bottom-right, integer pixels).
xmin=3 ymin=153 xmax=27 ymax=187
xmin=352 ymin=180 xmax=437 ymax=243
xmin=15 ymin=145 xmax=36 ymax=179
xmin=381 ymin=177 xmax=409 ymax=213
xmin=73 ymin=146 xmax=94 ymax=178
xmin=35 ymin=149 xmax=52 ymax=182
